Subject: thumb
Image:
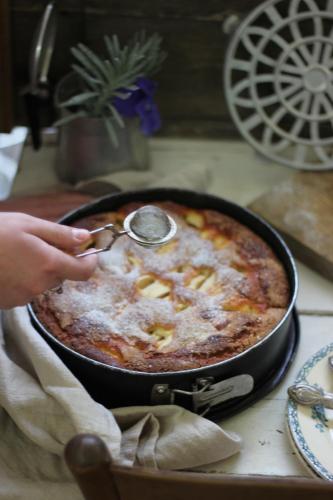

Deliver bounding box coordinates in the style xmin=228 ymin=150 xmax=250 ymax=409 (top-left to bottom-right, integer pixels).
xmin=54 ymin=249 xmax=98 ymax=282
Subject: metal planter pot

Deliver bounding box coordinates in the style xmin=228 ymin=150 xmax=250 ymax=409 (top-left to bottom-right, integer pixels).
xmin=28 ymin=188 xmax=299 ymax=420
xmin=55 ymin=116 xmax=149 ymax=184
xmin=54 ymin=73 xmax=149 ymax=184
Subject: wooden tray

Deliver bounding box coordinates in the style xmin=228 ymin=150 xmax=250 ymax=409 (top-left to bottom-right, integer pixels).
xmin=249 ymin=171 xmax=333 ymax=282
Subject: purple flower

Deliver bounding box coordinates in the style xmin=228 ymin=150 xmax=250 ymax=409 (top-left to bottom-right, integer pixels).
xmin=113 ymin=77 xmax=161 ymax=136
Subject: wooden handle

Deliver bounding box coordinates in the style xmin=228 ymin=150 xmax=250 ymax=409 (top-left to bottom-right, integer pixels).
xmin=65 ymin=434 xmax=120 ymax=500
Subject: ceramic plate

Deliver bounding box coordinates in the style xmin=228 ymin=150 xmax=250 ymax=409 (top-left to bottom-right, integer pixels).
xmin=287 ymin=342 xmax=333 ymax=480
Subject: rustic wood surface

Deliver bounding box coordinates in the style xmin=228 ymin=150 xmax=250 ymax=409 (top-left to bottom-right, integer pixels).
xmin=5 ymin=137 xmax=333 ymax=483
xmin=9 ymin=0 xmax=263 ymax=137
xmin=249 ymin=171 xmax=333 ymax=282
xmin=0 ymin=191 xmax=92 ymax=221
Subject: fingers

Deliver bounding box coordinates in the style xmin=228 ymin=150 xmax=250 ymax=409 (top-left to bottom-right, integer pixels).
xmin=26 ymin=216 xmax=91 ymax=250
xmin=0 ymin=215 xmax=98 ymax=309
xmin=52 ymin=249 xmax=98 ymax=282
xmin=26 ymin=234 xmax=98 ymax=287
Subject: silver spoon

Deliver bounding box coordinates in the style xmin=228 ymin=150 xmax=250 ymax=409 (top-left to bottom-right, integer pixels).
xmin=288 ymin=355 xmax=333 ymax=408
xmin=288 ymin=383 xmax=333 ymax=409
xmin=76 ymin=205 xmax=177 ymax=258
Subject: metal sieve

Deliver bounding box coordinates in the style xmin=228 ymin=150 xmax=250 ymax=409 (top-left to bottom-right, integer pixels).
xmin=76 ymin=205 xmax=177 ymax=258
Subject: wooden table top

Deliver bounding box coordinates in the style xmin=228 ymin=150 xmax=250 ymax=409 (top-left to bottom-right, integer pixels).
xmin=11 ymin=136 xmax=333 ymax=478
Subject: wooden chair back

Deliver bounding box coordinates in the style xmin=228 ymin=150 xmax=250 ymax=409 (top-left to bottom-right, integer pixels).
xmin=65 ymin=434 xmax=333 ymax=500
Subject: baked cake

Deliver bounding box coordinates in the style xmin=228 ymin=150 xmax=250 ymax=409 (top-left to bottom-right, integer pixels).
xmin=33 ymin=201 xmax=290 ymax=373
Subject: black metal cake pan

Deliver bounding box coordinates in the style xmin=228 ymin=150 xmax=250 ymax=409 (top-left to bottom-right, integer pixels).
xmin=28 ymin=188 xmax=298 ymax=418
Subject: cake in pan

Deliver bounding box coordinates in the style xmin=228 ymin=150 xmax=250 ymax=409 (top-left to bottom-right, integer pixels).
xmin=33 ymin=201 xmax=290 ymax=373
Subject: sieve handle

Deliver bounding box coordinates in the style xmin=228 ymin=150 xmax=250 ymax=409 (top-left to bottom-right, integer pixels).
xmin=76 ymin=224 xmax=127 ymax=258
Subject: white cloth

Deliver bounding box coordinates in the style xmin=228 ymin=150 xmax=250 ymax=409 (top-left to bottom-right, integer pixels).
xmin=0 ymin=306 xmax=241 ymax=499
xmin=0 ymin=127 xmax=27 ymax=200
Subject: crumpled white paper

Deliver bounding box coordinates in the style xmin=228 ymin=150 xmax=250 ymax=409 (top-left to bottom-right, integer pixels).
xmin=0 ymin=127 xmax=27 ymax=200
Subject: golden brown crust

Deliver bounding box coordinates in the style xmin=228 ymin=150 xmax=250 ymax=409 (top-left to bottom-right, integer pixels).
xmin=32 ymin=201 xmax=290 ymax=373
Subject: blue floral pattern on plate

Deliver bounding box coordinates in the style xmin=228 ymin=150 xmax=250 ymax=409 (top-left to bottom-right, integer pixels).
xmin=311 ymin=402 xmax=329 ymax=433
xmin=287 ymin=342 xmax=333 ymax=480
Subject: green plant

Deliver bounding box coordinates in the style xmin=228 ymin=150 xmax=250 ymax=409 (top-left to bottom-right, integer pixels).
xmin=55 ymin=31 xmax=166 ymax=146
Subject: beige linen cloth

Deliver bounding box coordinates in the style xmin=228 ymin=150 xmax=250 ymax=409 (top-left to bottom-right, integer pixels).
xmin=76 ymin=161 xmax=213 ymax=193
xmin=0 ymin=165 xmax=241 ymax=499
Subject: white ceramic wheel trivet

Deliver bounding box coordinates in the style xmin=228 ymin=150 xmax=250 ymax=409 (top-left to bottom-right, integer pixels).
xmin=224 ymin=0 xmax=333 ymax=170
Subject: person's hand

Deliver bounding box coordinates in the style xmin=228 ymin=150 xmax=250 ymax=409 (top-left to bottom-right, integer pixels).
xmin=0 ymin=212 xmax=98 ymax=309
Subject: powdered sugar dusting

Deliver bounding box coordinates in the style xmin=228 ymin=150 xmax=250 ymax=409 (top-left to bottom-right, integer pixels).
xmin=44 ymin=202 xmax=289 ymax=365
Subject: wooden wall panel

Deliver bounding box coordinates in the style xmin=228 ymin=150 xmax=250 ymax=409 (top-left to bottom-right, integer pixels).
xmin=0 ymin=0 xmax=13 ymax=132
xmin=9 ymin=0 xmax=263 ymax=138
